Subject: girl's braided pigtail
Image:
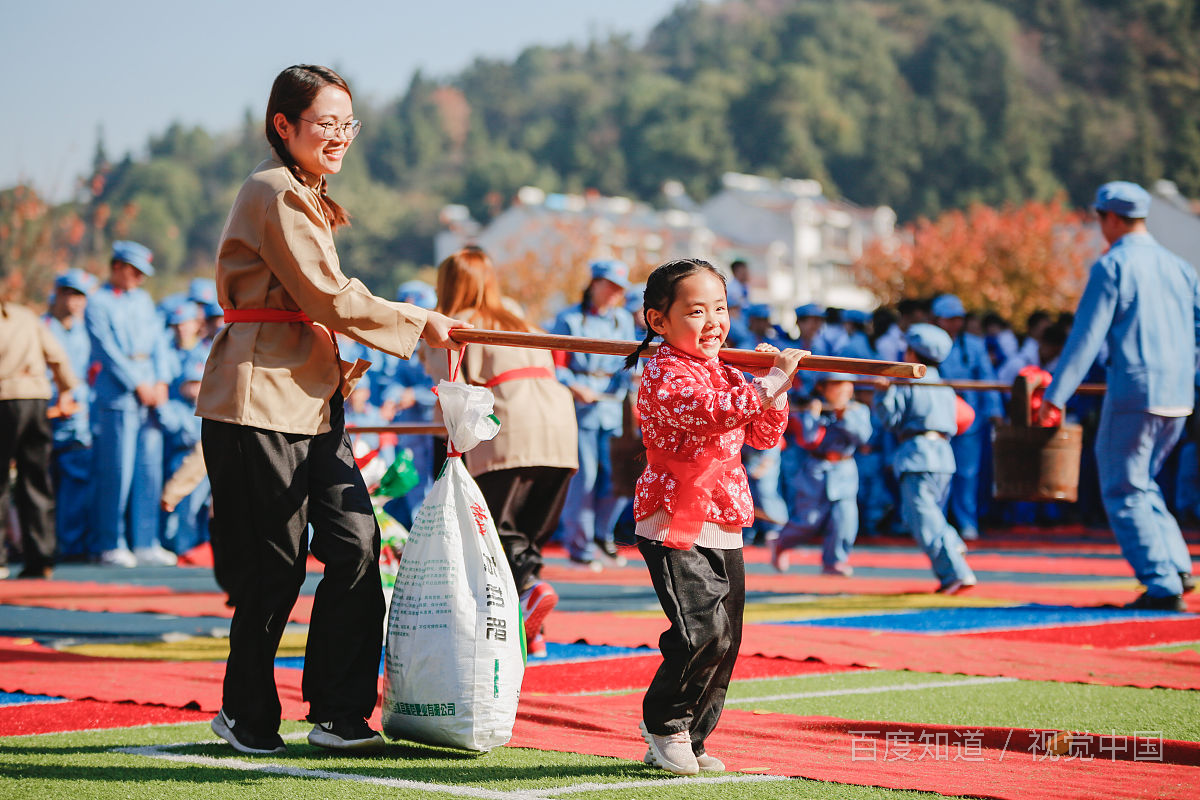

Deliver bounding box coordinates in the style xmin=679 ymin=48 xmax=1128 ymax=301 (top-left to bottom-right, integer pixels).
xmin=623 ymin=327 xmax=657 ymax=371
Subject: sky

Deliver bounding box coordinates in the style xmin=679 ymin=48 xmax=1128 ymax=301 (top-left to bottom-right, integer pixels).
xmin=3 ymin=0 xmax=686 ymax=202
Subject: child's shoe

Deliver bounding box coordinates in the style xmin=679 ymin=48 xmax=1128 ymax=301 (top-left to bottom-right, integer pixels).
xmin=639 ymin=721 xmax=699 ymax=775
xmin=528 ymin=631 xmax=548 ymax=658
xmin=936 ymin=576 xmax=977 ymax=595
xmin=821 ymin=562 xmax=854 ymax=577
xmin=519 ymin=581 xmax=558 ymax=641
xmin=643 ymin=748 xmax=725 ymax=772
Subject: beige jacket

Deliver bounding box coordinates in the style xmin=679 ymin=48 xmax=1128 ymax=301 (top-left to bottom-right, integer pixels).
xmin=197 ymin=159 xmax=429 ymax=435
xmin=422 ymin=318 xmax=578 ymax=477
xmin=0 ymin=302 xmax=78 ymax=401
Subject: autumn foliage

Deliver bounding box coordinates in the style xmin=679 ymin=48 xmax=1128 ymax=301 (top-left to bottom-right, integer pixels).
xmin=851 ymin=197 xmax=1100 ymax=323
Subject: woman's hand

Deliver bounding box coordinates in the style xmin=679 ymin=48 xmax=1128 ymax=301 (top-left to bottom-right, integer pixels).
xmin=421 ymin=312 xmax=473 ymax=350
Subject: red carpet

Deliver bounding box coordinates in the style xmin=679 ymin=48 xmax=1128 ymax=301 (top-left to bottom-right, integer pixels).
xmin=0 ymin=699 xmax=211 ymax=736
xmin=957 ymin=618 xmax=1200 ymax=649
xmin=522 ymin=653 xmax=861 ymax=696
xmin=510 ymin=693 xmax=1200 ymax=800
xmin=545 ymin=612 xmax=1200 ymax=690
xmin=0 ymin=580 xmax=161 ymax=601
xmin=3 ymin=590 xmax=314 ymax=624
xmin=0 ymin=637 xmax=290 ymax=717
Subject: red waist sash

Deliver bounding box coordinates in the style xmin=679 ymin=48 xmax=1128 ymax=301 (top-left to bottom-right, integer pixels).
xmin=483 ymin=366 xmax=554 ymax=388
xmin=223 ymin=308 xmax=312 ymax=324
xmin=645 ymin=447 xmax=740 ymax=550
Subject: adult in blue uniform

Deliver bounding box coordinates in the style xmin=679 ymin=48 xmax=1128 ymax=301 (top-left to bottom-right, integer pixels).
xmin=873 ymin=324 xmax=976 ymax=593
xmin=85 ymin=241 xmax=177 ymax=567
xmin=551 ymin=259 xmax=636 ymax=568
xmin=43 ymin=270 xmax=96 ymax=560
xmin=740 ymin=304 xmax=789 ymax=544
xmin=1041 ymin=181 xmax=1200 ymax=610
xmin=932 ymin=293 xmax=1003 ymax=541
xmin=773 ymin=372 xmax=873 ymax=575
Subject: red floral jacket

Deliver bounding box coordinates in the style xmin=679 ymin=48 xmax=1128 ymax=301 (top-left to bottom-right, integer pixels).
xmin=633 ymin=343 xmax=788 ymax=528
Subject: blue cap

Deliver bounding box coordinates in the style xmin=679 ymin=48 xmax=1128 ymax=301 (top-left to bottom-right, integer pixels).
xmin=54 ymin=268 xmax=95 ymax=295
xmin=794 ymin=303 xmax=825 ymax=319
xmin=168 ymin=301 xmax=202 ymax=326
xmin=817 ymin=371 xmax=858 ymax=383
xmin=905 ymin=323 xmax=953 ymax=364
xmin=396 ymin=280 xmax=437 ymax=310
xmin=203 ymin=301 xmax=224 ymax=318
xmin=589 ymin=259 xmax=631 ymax=290
xmin=746 ymin=303 xmax=771 ymax=319
xmin=1093 ymin=181 xmax=1151 ymax=218
xmin=931 ymin=294 xmax=965 ymax=319
xmin=843 ymin=309 xmax=870 ymax=325
xmin=188 ymin=278 xmax=217 ymax=305
xmin=111 ymin=240 xmax=154 ymax=276
xmin=157 ymin=293 xmax=187 ymax=317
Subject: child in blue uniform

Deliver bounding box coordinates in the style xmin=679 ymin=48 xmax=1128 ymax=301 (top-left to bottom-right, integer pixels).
xmin=772 ymin=372 xmax=872 ymax=575
xmin=872 ymin=324 xmax=977 ymax=593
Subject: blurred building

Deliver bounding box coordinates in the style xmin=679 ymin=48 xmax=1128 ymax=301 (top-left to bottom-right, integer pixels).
xmin=697 ymin=173 xmax=896 ymax=322
xmin=436 ymin=173 xmax=898 ymax=326
xmin=1147 ymin=179 xmax=1200 ymax=268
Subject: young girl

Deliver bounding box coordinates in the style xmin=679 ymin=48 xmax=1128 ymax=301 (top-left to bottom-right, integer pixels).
xmin=623 ymin=259 xmax=805 ymax=776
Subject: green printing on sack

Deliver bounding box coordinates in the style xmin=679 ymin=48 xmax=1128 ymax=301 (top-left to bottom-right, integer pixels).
xmin=392 ymin=701 xmax=457 ymax=717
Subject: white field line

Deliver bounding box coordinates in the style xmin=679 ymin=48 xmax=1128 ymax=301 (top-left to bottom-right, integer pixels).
xmin=115 ymin=740 xmax=790 ymax=800
xmin=726 ymin=675 xmax=1017 ymax=704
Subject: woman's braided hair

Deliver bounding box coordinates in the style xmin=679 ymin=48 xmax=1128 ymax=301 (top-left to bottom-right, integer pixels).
xmin=622 ymin=258 xmax=725 ymax=370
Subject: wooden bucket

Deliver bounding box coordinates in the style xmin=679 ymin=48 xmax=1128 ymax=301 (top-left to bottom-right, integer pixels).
xmin=991 ymin=422 xmax=1083 ymax=502
xmin=991 ymin=373 xmax=1082 ymax=502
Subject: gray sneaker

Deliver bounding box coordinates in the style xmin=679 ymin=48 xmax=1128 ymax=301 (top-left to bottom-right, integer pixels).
xmin=639 ymin=721 xmax=698 ymax=775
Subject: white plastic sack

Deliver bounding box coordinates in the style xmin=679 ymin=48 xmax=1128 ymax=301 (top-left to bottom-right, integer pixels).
xmin=381 ymin=380 xmax=523 ymax=752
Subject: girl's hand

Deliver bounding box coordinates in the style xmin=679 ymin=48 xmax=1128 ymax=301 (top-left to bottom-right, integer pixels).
xmin=773 ymin=348 xmax=808 ymax=378
xmin=421 ymin=312 xmax=473 ymax=350
xmin=755 ymin=342 xmax=780 ymax=354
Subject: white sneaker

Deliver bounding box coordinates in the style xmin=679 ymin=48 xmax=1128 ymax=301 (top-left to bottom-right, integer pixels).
xmin=134 ymin=546 xmax=178 ymax=566
xmin=98 ymin=548 xmax=137 ymax=568
xmin=639 ymin=721 xmax=699 ymax=775
xmin=644 ymin=748 xmax=724 ymax=772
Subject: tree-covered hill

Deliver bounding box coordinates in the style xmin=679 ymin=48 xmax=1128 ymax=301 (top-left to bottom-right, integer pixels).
xmin=5 ymin=0 xmax=1197 ymax=298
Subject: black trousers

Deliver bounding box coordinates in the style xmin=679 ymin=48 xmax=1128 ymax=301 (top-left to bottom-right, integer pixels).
xmin=474 ymin=466 xmax=574 ymax=594
xmin=0 ymin=399 xmax=56 ymax=572
xmin=638 ymin=538 xmax=745 ymax=755
xmin=202 ymin=395 xmax=383 ymax=735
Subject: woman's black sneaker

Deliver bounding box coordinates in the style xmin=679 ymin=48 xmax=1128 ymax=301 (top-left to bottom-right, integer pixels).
xmin=308 ymin=717 xmax=385 ymax=753
xmin=211 ymin=708 xmax=286 ymax=754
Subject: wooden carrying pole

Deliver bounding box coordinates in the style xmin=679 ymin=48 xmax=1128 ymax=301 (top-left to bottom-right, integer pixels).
xmin=868 ymin=378 xmax=1107 ymax=395
xmin=446 ymin=328 xmax=925 ymax=379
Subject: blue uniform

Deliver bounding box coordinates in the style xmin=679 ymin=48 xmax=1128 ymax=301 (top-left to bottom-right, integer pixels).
xmin=43 ymin=314 xmax=93 ymax=557
xmin=551 ymin=303 xmax=635 ymax=560
xmin=937 ymin=331 xmax=1003 ymax=539
xmin=874 ymin=367 xmax=975 ymax=587
xmin=1045 ymin=232 xmax=1200 ymax=598
xmin=778 ymin=401 xmax=872 ymax=568
xmin=85 ymin=283 xmax=174 ymax=555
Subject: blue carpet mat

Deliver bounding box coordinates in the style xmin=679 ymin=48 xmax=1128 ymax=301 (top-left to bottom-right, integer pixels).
xmin=776 ymin=604 xmax=1188 ymax=633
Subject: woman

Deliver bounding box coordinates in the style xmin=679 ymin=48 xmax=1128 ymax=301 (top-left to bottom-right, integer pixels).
xmin=550 ymin=260 xmax=637 ymax=569
xmin=422 ymin=247 xmax=578 ymax=655
xmin=196 ymin=65 xmax=467 ymax=756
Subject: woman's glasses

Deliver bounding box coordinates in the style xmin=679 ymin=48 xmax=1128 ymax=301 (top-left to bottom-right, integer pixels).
xmin=299 ymin=118 xmax=362 ymax=141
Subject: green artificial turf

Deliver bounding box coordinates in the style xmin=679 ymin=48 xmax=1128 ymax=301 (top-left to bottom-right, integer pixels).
xmin=0 ymin=721 xmax=981 ymax=800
